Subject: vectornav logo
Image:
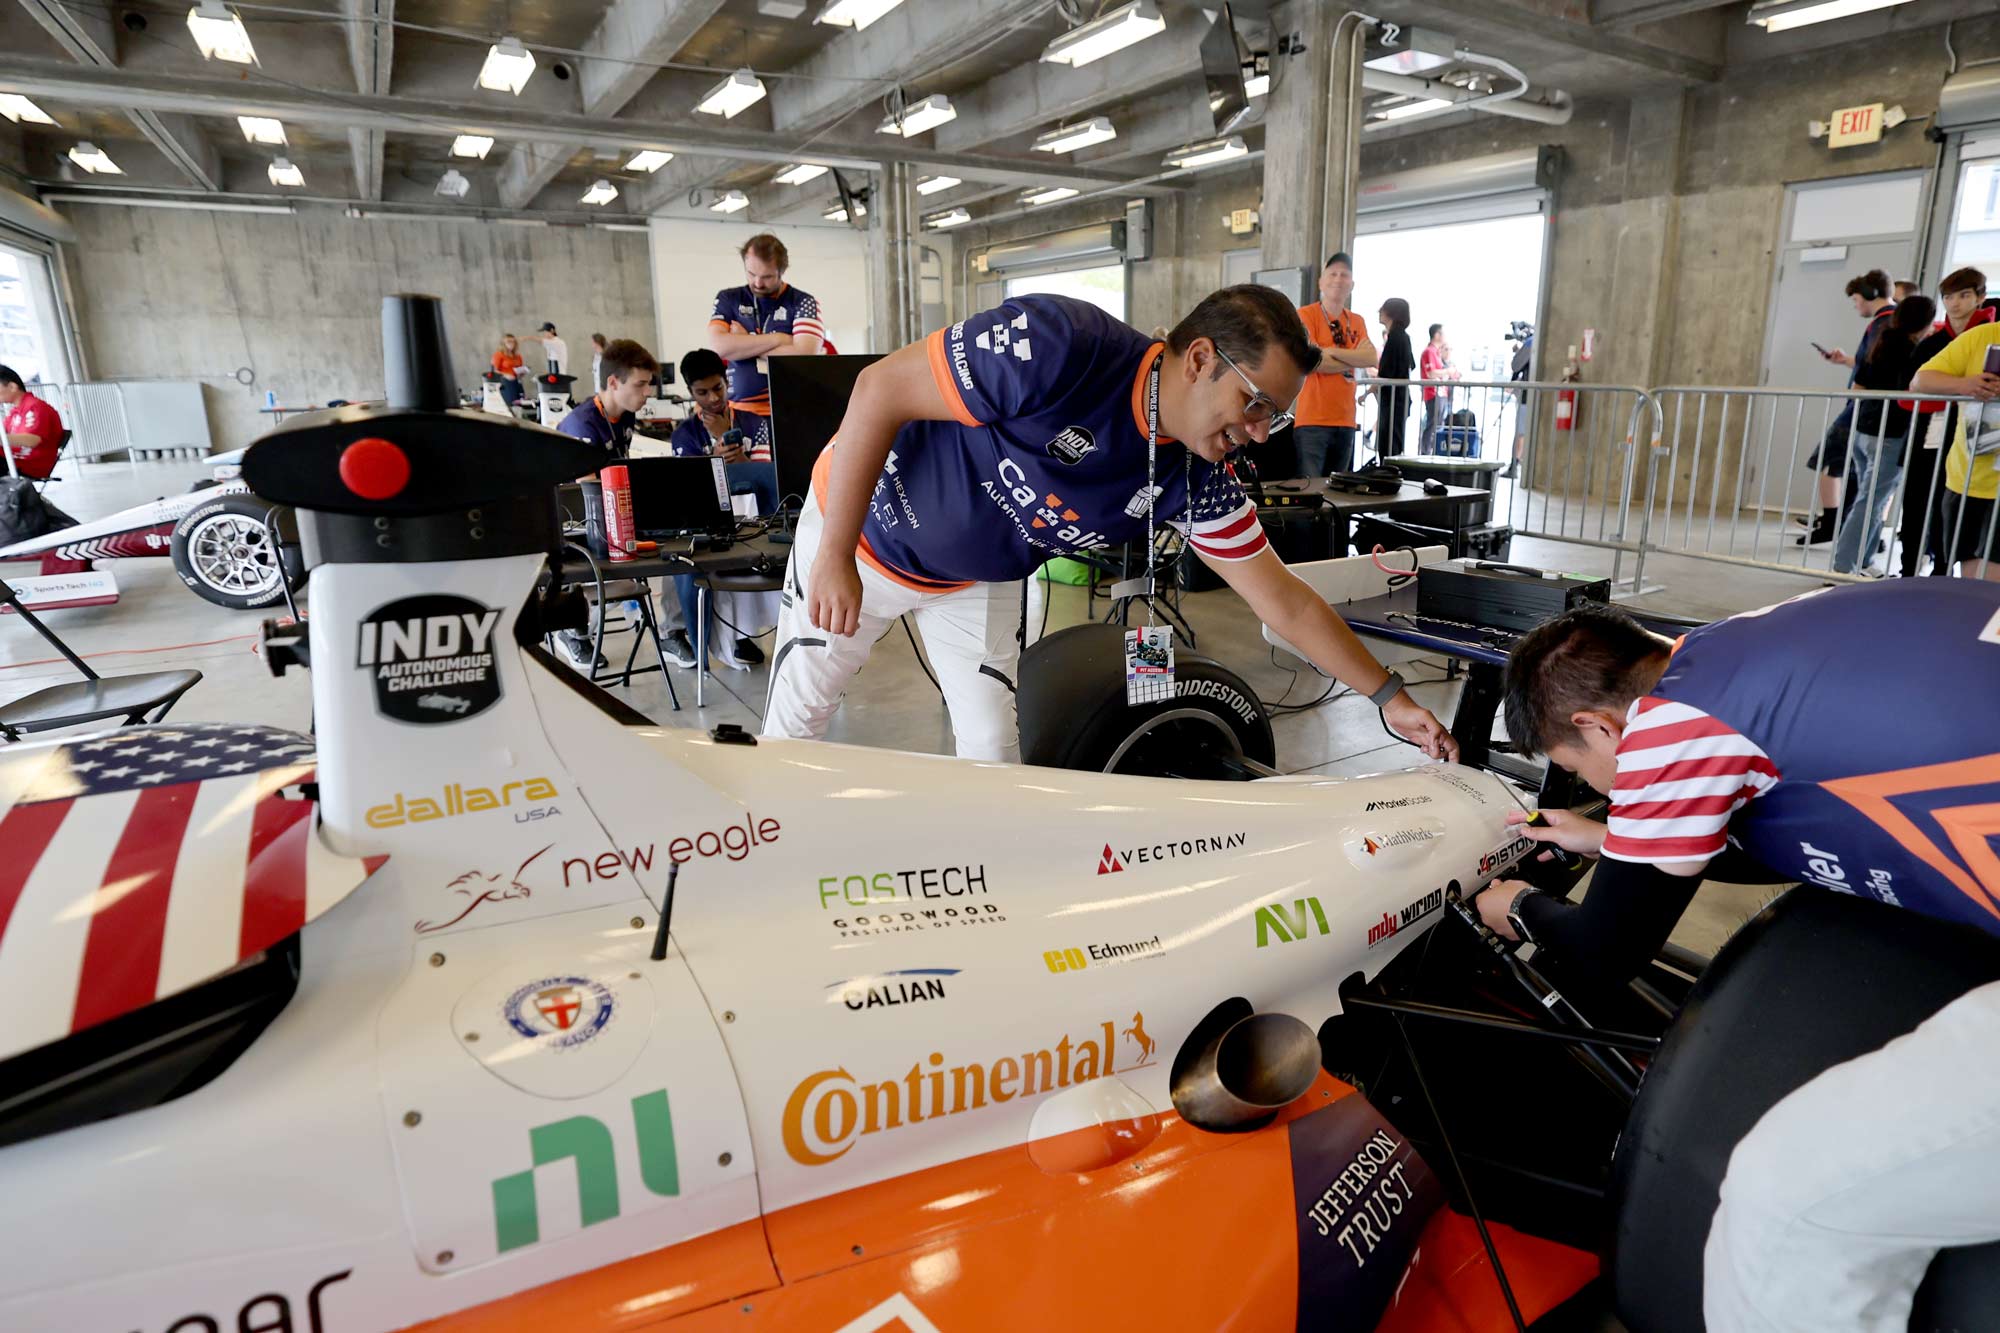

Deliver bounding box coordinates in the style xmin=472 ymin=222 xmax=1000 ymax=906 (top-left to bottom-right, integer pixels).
xmin=781 ymin=1014 xmax=1158 ymax=1166
xmin=1095 ymin=832 xmax=1247 ymax=874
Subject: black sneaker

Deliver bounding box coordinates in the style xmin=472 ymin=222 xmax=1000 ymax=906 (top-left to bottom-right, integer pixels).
xmin=557 ymin=629 xmax=607 ymax=671
xmin=662 ymin=629 xmax=698 ymax=669
xmin=727 ymin=637 xmax=766 ymax=668
xmin=1792 ymin=512 xmax=1836 ymax=546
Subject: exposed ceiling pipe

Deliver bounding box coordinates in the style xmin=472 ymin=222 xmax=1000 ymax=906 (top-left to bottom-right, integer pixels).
xmin=1360 ymin=52 xmax=1573 ymax=128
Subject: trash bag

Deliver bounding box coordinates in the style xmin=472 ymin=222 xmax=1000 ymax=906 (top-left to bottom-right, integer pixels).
xmin=0 ymin=477 xmax=78 ymax=547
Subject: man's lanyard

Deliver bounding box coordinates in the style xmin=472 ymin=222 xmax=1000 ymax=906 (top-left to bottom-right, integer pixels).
xmin=1141 ymin=355 xmax=1190 ymax=626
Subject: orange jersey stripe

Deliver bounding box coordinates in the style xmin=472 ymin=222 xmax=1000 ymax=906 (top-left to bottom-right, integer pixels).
xmin=925 ymin=328 xmax=982 ymax=427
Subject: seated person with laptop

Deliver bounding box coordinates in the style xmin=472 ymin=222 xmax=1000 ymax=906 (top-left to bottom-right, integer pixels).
xmin=622 ymin=454 xmax=776 ymax=672
xmin=671 ymin=349 xmax=780 ymax=519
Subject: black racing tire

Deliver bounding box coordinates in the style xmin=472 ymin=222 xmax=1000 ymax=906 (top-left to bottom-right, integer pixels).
xmin=1018 ymin=622 xmax=1274 ymax=778
xmin=170 ymin=492 xmax=294 ymax=610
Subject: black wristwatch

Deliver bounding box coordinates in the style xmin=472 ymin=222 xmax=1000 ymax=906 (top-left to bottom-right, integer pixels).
xmin=1367 ymin=671 xmax=1405 ymax=708
xmin=1505 ymin=885 xmax=1542 ymax=942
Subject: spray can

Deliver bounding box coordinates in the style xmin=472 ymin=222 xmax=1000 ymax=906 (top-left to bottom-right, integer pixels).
xmin=600 ymin=464 xmax=636 ymax=563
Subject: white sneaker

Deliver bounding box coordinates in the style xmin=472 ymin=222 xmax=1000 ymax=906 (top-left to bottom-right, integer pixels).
xmin=662 ymin=630 xmax=698 ymax=669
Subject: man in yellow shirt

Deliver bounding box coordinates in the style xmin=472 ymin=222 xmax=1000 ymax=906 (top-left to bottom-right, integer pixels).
xmin=1911 ymin=320 xmax=2000 ymax=580
xmin=1292 ymin=252 xmax=1377 ymax=477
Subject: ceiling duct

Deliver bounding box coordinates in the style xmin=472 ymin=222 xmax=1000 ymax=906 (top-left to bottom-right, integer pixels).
xmin=1359 ymin=35 xmax=1573 ymax=129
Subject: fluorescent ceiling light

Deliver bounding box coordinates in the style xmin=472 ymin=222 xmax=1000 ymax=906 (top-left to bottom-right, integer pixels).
xmin=711 ymin=190 xmax=750 ymax=214
xmin=775 ymin=162 xmax=829 ymax=185
xmin=878 ymin=93 xmax=956 ymax=137
xmin=819 ymin=0 xmax=906 ymax=29
xmin=1372 ymin=97 xmax=1452 ymax=121
xmin=926 ymin=207 xmax=972 ymax=229
xmin=68 ymin=143 xmax=120 ymax=175
xmin=1041 ymin=1 xmax=1164 ymax=67
xmin=451 ymin=134 xmax=494 ymax=158
xmin=916 ymin=174 xmax=960 ymax=196
xmin=267 ymin=157 xmax=303 ymax=187
xmin=757 ymin=0 xmax=809 ymax=16
xmin=1034 ymin=117 xmax=1117 ymax=154
xmin=237 ymin=115 xmax=286 ymax=145
xmin=697 ymin=68 xmax=767 ymax=118
xmin=1746 ymin=0 xmax=1911 ymax=30
xmin=581 ymin=179 xmax=619 ymax=206
xmin=187 ymin=3 xmax=257 ymax=64
xmin=824 ymin=200 xmax=867 ymax=222
xmin=477 ymin=36 xmax=536 ymax=94
xmin=436 ymin=168 xmax=471 ymax=198
xmin=625 ymin=149 xmax=674 ymax=172
xmin=0 ymin=95 xmax=55 ymax=126
xmin=1163 ymin=135 xmax=1247 ymax=169
xmin=1022 ymin=185 xmax=1079 ymax=206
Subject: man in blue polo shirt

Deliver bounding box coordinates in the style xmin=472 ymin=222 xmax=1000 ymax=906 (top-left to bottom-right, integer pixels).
xmin=763 ymin=286 xmax=1458 ymax=763
xmin=556 ymin=337 xmax=656 ymax=463
xmin=708 ymin=232 xmax=825 ymax=462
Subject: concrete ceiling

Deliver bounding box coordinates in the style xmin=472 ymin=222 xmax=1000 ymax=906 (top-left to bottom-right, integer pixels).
xmin=0 ymin=0 xmax=1983 ymax=222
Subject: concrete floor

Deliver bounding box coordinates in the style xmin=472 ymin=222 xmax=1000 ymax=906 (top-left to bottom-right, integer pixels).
xmin=2 ymin=454 xmax=1781 ymax=955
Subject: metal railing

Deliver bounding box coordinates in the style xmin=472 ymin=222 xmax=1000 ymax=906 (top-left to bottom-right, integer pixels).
xmin=24 ymin=381 xmax=133 ymax=464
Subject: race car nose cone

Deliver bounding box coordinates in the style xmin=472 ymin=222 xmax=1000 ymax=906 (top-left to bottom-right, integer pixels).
xmin=338 ymin=436 xmax=411 ymax=500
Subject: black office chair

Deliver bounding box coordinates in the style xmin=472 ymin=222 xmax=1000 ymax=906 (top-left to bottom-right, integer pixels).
xmin=13 ymin=427 xmax=70 ymax=494
xmin=0 ymin=578 xmax=201 ymax=741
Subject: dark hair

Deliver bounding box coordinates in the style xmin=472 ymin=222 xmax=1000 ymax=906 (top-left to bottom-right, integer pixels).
xmin=591 ymin=332 xmax=607 ymax=348
xmin=739 ymin=232 xmax=789 ymax=270
xmin=0 ymin=364 xmax=22 ymax=390
xmin=1427 ymin=323 xmax=1443 ymax=339
xmin=1845 ymin=269 xmax=1890 ymax=302
xmin=1893 ymin=280 xmax=1918 ymax=297
xmin=599 ymin=338 xmax=659 ymax=386
xmin=1324 ymin=251 xmax=1352 ymax=270
xmin=1165 ymin=284 xmax=1316 ymax=377
xmin=1502 ymin=604 xmax=1670 ymax=755
xmin=1867 ymin=294 xmax=1937 ymax=368
xmin=1378 ymin=298 xmax=1410 ymax=332
xmin=1941 ymin=267 xmax=1988 ymax=298
xmin=679 ymin=347 xmax=726 ymax=386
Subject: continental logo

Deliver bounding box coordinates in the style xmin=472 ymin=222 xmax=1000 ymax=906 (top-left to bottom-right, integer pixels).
xmin=1044 ymin=935 xmax=1163 ymax=972
xmin=367 ymin=777 xmax=559 ymax=828
xmin=1367 ymin=886 xmax=1445 ymax=947
xmin=781 ymin=1014 xmax=1158 ymax=1166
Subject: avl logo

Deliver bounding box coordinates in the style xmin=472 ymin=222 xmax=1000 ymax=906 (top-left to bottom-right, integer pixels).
xmin=491 ymin=1089 xmax=679 ymax=1253
xmin=1256 ymin=896 xmax=1330 ymax=948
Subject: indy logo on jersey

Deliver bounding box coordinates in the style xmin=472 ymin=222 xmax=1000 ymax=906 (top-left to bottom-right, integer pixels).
xmin=976 ymin=311 xmax=1032 ymax=362
xmin=357 ymin=594 xmax=503 ymax=725
xmin=1046 ymin=425 xmax=1096 ymax=466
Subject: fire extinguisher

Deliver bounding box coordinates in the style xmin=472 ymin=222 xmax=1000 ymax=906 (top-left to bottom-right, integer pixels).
xmin=1555 ymin=345 xmax=1580 ymax=432
xmin=600 ymin=463 xmax=637 ymax=563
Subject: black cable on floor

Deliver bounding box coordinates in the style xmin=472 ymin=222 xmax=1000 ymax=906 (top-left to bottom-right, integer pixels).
xmin=901 ymin=616 xmax=943 ymax=697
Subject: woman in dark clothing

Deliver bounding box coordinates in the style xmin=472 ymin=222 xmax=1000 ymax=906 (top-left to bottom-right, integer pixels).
xmin=1833 ymin=294 xmax=1935 ymax=574
xmin=1373 ymin=297 xmax=1414 ymax=458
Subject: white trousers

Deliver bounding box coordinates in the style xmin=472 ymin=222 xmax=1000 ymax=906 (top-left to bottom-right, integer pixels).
xmin=763 ymin=495 xmax=1024 ymax=761
xmin=1703 ymin=978 xmax=2000 ymax=1331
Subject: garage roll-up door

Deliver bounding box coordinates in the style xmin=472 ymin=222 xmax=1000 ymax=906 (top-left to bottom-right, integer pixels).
xmin=1357 ymin=146 xmax=1559 ymax=235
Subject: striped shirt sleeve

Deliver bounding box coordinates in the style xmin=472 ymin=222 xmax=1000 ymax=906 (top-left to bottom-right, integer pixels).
xmin=1173 ymin=461 xmax=1269 ymax=563
xmin=1599 ymin=696 xmax=1780 ymax=865
xmin=792 ymin=293 xmax=826 ymax=342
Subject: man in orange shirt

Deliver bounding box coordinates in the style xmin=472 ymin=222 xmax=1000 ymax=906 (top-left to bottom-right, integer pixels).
xmin=491 ymin=333 xmax=525 ymax=406
xmin=1292 ymin=252 xmax=1377 ymax=477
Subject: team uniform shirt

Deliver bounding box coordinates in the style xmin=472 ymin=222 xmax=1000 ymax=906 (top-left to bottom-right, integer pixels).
xmin=1919 ymin=321 xmax=2000 ymax=501
xmin=5 ymin=391 xmax=61 ymax=479
xmin=707 ymin=283 xmax=826 ymax=461
xmin=1295 ymin=304 xmax=1369 ymax=429
xmin=1599 ymin=580 xmax=2000 ymax=936
xmin=556 ymin=395 xmax=635 ymax=461
xmin=492 ymin=349 xmax=524 ymax=380
xmin=669 ymin=412 xmax=730 ymax=457
xmin=818 ymin=294 xmax=1270 ymax=591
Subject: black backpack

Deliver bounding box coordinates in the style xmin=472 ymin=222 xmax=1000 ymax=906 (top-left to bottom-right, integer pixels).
xmin=0 ymin=477 xmax=77 ymax=547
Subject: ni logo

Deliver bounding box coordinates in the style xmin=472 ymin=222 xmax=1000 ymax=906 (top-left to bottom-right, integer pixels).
xmin=491 ymin=1090 xmax=680 ymax=1253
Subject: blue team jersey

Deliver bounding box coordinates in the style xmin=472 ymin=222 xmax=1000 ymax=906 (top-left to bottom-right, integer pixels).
xmin=708 ymin=283 xmax=826 ymax=415
xmin=669 ymin=413 xmax=720 ymax=457
xmin=1603 ymin=580 xmax=2000 ymax=936
xmin=556 ymin=395 xmax=633 ymax=460
xmin=830 ymin=295 xmax=1269 ymax=589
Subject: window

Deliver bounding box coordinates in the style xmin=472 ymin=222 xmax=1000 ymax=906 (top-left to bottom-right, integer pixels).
xmin=1004 ymin=262 xmax=1125 ymax=321
xmin=1944 ymin=156 xmax=2000 ymax=277
xmin=0 ymin=243 xmax=72 ymax=386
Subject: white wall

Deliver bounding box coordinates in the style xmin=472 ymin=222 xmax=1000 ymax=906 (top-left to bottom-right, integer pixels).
xmin=647 ymin=217 xmax=873 ymax=376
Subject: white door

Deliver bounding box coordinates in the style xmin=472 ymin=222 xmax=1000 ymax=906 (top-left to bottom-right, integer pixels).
xmin=1749 ymin=173 xmax=1920 ymax=506
xmin=1221 ymin=247 xmax=1262 ymax=287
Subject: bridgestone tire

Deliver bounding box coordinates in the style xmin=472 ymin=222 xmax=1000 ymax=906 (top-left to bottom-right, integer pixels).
xmin=1018 ymin=623 xmax=1274 ymax=777
xmin=170 ymin=492 xmax=293 ymax=610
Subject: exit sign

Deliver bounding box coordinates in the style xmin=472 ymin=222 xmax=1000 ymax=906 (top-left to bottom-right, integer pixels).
xmin=1828 ymin=102 xmax=1884 ymax=148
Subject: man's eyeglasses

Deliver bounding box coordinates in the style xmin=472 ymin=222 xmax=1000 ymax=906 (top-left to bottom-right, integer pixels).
xmin=1213 ymin=346 xmax=1297 ymax=433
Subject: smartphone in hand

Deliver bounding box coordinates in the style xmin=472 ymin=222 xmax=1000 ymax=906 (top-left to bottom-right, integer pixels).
xmin=1811 ymin=341 xmax=1832 ymax=359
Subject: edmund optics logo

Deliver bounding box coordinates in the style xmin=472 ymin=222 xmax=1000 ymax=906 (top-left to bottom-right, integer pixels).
xmin=782 ymin=1014 xmax=1158 ymax=1166
xmin=1044 ymin=935 xmax=1164 ymax=972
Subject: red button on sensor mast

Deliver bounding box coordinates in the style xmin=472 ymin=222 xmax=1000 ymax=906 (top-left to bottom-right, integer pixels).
xmin=339 ymin=437 xmax=411 ymax=500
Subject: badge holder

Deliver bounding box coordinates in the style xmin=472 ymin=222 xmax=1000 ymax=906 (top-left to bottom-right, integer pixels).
xmin=1126 ymin=359 xmax=1184 ymax=708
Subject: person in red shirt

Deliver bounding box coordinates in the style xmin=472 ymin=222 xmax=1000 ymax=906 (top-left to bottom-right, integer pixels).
xmin=1417 ymin=324 xmax=1457 ymax=452
xmin=491 ymin=334 xmax=525 ymax=406
xmin=1292 ymin=252 xmax=1377 ymax=477
xmin=0 ymin=365 xmax=63 ymax=481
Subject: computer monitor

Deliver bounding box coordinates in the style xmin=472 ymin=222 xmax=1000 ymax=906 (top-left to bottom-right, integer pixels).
xmin=768 ymin=353 xmax=882 ymax=512
xmin=625 ymin=456 xmax=731 ymax=538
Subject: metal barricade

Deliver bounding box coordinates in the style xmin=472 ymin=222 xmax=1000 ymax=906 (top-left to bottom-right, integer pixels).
xmin=1361 ymin=376 xmax=1660 ymax=589
xmin=1644 ymin=386 xmax=1990 ymax=582
xmin=25 ymin=380 xmax=134 ymax=465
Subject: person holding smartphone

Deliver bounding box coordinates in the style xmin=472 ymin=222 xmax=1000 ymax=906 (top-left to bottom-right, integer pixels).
xmin=670 ymin=348 xmax=778 ymax=669
xmin=1796 ymin=270 xmax=1894 ymax=546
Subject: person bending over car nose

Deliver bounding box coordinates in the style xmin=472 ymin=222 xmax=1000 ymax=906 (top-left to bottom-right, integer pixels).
xmin=762 ymin=286 xmax=1457 ymax=763
xmin=1475 ymin=582 xmax=2000 ymax=1333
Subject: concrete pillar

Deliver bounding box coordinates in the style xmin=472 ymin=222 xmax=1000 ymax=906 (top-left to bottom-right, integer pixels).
xmin=870 ymin=161 xmax=910 ymax=351
xmin=1260 ymin=4 xmax=1365 ymax=274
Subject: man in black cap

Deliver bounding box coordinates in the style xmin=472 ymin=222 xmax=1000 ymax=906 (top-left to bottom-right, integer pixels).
xmin=525 ymin=322 xmax=568 ymax=378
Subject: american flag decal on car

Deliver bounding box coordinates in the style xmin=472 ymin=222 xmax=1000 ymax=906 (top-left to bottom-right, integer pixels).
xmin=0 ymin=724 xmax=378 ymax=1063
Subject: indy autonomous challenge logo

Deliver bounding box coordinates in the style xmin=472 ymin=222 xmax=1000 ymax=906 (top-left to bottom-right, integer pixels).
xmin=357 ymin=594 xmax=502 ymax=725
xmin=1046 ymin=425 xmax=1096 ymax=465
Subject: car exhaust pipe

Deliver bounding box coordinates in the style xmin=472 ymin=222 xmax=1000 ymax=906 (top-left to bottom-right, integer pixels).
xmin=1171 ymin=1011 xmax=1320 ymax=1131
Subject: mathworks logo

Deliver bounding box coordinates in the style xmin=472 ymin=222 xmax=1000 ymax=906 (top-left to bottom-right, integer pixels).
xmin=1095 ymin=831 xmax=1247 ymax=875
xmin=781 ymin=1014 xmax=1158 ymax=1166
